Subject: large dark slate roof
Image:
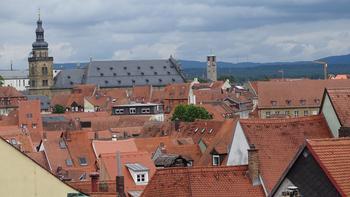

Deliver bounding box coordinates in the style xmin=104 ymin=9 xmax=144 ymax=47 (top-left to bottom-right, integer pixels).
xmin=27 ymin=95 xmax=50 ymax=110
xmin=54 ymin=68 xmax=86 ymax=89
xmin=53 ymin=57 xmax=185 ymax=88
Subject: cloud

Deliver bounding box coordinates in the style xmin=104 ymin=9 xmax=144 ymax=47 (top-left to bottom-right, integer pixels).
xmin=0 ymin=0 xmax=350 ymax=69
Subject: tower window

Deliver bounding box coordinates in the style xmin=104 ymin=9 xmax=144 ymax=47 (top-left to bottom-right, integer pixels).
xmin=31 ymin=80 xmax=36 ymax=87
xmin=42 ymin=67 xmax=48 ymax=75
xmin=42 ymin=80 xmax=48 ymax=87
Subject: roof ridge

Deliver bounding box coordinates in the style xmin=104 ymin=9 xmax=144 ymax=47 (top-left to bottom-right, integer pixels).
xmin=240 ymin=115 xmax=323 ymax=124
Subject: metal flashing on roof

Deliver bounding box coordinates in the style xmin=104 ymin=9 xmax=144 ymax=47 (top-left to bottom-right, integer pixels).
xmin=125 ymin=163 xmax=149 ymax=172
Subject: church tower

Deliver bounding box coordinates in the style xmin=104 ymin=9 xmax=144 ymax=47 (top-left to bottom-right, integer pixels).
xmin=207 ymin=54 xmax=217 ymax=82
xmin=28 ymin=13 xmax=54 ymax=96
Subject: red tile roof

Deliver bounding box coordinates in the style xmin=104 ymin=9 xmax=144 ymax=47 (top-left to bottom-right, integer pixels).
xmin=325 ymin=88 xmax=350 ymax=127
xmin=92 ymin=139 xmax=138 ymax=158
xmin=26 ymin=151 xmax=50 ymax=169
xmin=18 ymin=100 xmax=43 ymax=144
xmin=99 ymin=151 xmax=156 ymax=193
xmin=164 ymin=83 xmax=190 ymax=100
xmin=142 ymin=165 xmax=265 ymax=197
xmin=239 ymin=115 xmax=333 ymax=192
xmin=307 ymin=138 xmax=350 ymax=196
xmin=257 ymin=79 xmax=350 ymax=109
xmin=0 ymin=86 xmax=23 ymax=97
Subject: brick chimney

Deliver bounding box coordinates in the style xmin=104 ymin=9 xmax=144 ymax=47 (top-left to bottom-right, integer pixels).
xmin=116 ymin=152 xmax=126 ymax=197
xmin=248 ymin=144 xmax=260 ymax=186
xmin=90 ymin=172 xmax=100 ymax=192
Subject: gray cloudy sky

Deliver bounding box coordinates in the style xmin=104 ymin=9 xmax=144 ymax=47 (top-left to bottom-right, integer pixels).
xmin=1 ymin=0 xmax=350 ymax=69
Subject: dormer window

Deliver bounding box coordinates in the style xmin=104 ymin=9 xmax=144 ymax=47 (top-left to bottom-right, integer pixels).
xmin=271 ymin=101 xmax=277 ymax=106
xmin=59 ymin=138 xmax=66 ymax=149
xmin=66 ymin=159 xmax=73 ymax=167
xmin=126 ymin=163 xmax=149 ymax=185
xmin=78 ymin=157 xmax=88 ymax=166
xmin=300 ymin=99 xmax=306 ymax=106
xmin=286 ymin=100 xmax=291 ymax=106
xmin=212 ymin=155 xmax=220 ymax=166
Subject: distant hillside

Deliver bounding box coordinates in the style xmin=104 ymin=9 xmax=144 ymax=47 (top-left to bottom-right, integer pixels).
xmin=318 ymin=54 xmax=350 ymax=64
xmin=52 ymin=53 xmax=350 ymax=82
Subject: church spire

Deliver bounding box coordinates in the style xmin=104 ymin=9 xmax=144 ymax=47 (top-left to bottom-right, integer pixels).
xmin=32 ymin=10 xmax=48 ymax=50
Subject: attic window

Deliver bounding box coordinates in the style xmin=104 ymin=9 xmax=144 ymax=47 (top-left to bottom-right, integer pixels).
xmin=113 ymin=73 xmax=117 ymax=76
xmin=145 ymin=79 xmax=149 ymax=83
xmin=314 ymin=99 xmax=320 ymax=104
xmin=132 ymin=80 xmax=136 ymax=84
xmin=209 ymin=129 xmax=213 ymax=133
xmin=66 ymin=159 xmax=73 ymax=166
xmin=10 ymin=138 xmax=17 ymax=145
xmin=158 ymin=79 xmax=162 ymax=82
xmin=154 ymin=72 xmax=158 ymax=75
xmin=300 ymin=99 xmax=306 ymax=106
xmin=100 ymin=73 xmax=104 ymax=77
xmin=105 ymin=80 xmax=109 ymax=84
xmin=137 ymin=174 xmax=146 ymax=182
xmin=124 ymin=67 xmax=127 ymax=70
xmin=201 ymin=128 xmax=206 ymax=133
xmin=141 ymin=72 xmax=144 ymax=76
xmin=127 ymin=72 xmax=131 ymax=76
xmin=67 ymin=76 xmax=71 ymax=79
xmin=271 ymin=101 xmax=277 ymax=106
xmin=163 ymin=66 xmax=167 ymax=69
xmin=97 ymin=67 xmax=100 ymax=70
xmin=212 ymin=155 xmax=220 ymax=166
xmin=137 ymin=66 xmax=141 ymax=70
xmin=286 ymin=100 xmax=291 ymax=106
xmin=79 ymin=173 xmax=87 ymax=181
xmin=70 ymin=81 xmax=74 ymax=85
xmin=172 ymin=78 xmax=176 ymax=82
xmin=150 ymin=66 xmax=154 ymax=69
xmin=78 ymin=157 xmax=88 ymax=166
xmin=167 ymin=71 xmax=171 ymax=75
xmin=194 ymin=128 xmax=199 ymax=133
xmin=59 ymin=139 xmax=66 ymax=149
xmin=118 ymin=80 xmax=121 ymax=84
xmin=110 ymin=67 xmax=114 ymax=70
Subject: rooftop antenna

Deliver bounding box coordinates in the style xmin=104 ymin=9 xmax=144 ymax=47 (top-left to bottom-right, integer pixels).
xmin=38 ymin=8 xmax=41 ymax=20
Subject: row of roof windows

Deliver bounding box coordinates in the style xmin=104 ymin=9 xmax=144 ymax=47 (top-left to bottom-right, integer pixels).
xmin=193 ymin=128 xmax=214 ymax=134
xmin=96 ymin=65 xmax=169 ymax=71
xmin=270 ymin=99 xmax=321 ymax=106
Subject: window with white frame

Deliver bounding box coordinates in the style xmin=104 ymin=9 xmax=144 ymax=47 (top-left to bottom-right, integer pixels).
xmin=136 ymin=173 xmax=146 ymax=183
xmin=141 ymin=108 xmax=150 ymax=114
xmin=212 ymin=155 xmax=220 ymax=166
xmin=129 ymin=108 xmax=136 ymax=114
xmin=114 ymin=108 xmax=124 ymax=114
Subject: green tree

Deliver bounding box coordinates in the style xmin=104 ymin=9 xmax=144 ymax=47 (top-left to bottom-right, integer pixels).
xmin=52 ymin=104 xmax=65 ymax=114
xmin=0 ymin=75 xmax=4 ymax=87
xmin=171 ymin=104 xmax=212 ymax=122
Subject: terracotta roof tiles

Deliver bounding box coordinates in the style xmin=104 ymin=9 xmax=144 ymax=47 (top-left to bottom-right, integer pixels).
xmin=326 ymin=88 xmax=350 ymax=127
xmin=239 ymin=115 xmax=333 ymax=192
xmin=142 ymin=165 xmax=265 ymax=197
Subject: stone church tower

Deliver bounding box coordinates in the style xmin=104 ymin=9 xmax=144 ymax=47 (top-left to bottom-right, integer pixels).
xmin=207 ymin=55 xmax=217 ymax=82
xmin=28 ymin=15 xmax=54 ymax=96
